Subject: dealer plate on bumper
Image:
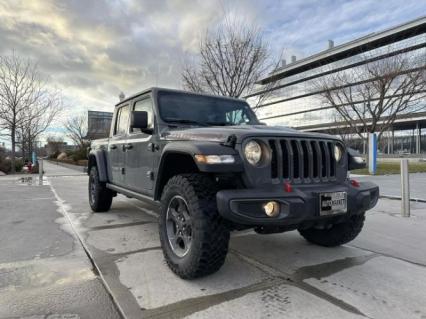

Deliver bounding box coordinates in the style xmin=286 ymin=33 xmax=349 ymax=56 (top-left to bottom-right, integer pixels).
xmin=319 ymin=192 xmax=347 ymax=216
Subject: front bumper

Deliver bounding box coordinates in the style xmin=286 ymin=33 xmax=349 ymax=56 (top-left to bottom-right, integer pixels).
xmin=216 ymin=181 xmax=379 ymax=226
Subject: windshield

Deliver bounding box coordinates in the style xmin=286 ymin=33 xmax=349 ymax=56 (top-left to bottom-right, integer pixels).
xmin=158 ymin=91 xmax=259 ymax=126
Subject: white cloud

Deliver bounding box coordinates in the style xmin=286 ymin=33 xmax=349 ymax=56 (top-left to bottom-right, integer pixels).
xmin=0 ymin=0 xmax=424 ymax=145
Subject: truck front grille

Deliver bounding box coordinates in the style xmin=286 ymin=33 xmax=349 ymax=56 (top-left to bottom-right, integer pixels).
xmin=268 ymin=138 xmax=337 ymax=183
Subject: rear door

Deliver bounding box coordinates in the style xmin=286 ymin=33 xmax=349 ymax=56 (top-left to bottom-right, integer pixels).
xmin=109 ymin=104 xmax=129 ymax=187
xmin=125 ymin=95 xmax=156 ymax=193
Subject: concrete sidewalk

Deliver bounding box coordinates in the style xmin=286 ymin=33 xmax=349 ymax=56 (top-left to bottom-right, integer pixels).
xmin=0 ymin=174 xmax=121 ymax=318
xmin=48 ymin=173 xmax=426 ymax=319
xmin=43 ymin=160 xmax=87 ymax=176
xmin=354 ymin=173 xmax=426 ymax=200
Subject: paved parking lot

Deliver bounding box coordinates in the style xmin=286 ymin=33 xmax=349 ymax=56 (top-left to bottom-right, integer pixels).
xmin=41 ymin=161 xmax=426 ymax=319
xmin=0 ymin=173 xmax=121 ymax=319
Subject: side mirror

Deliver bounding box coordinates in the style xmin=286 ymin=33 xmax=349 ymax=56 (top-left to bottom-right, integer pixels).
xmin=347 ymin=148 xmax=366 ymax=170
xmin=130 ymin=111 xmax=148 ymax=130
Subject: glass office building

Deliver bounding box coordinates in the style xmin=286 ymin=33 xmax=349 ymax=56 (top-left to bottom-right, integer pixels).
xmin=248 ymin=16 xmax=426 ymax=154
xmin=86 ymin=111 xmax=113 ymax=140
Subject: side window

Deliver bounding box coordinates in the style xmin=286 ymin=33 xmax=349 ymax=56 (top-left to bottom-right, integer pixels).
xmin=132 ymin=97 xmax=154 ymax=133
xmin=114 ymin=105 xmax=130 ymax=135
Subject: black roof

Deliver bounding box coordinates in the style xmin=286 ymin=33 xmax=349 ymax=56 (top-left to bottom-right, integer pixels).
xmin=115 ymin=87 xmax=245 ymax=107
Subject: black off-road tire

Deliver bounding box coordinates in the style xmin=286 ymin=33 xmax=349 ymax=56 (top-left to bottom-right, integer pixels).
xmin=88 ymin=166 xmax=113 ymax=212
xmin=298 ymin=214 xmax=365 ymax=247
xmin=159 ymin=174 xmax=230 ymax=279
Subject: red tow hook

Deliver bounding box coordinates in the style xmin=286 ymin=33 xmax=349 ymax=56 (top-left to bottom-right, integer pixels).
xmin=350 ymin=179 xmax=360 ymax=188
xmin=284 ymin=182 xmax=292 ymax=193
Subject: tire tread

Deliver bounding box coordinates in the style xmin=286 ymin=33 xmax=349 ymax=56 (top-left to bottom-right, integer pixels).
xmin=159 ymin=174 xmax=230 ymax=279
xmin=89 ymin=166 xmax=113 ymax=212
xmin=298 ymin=214 xmax=365 ymax=247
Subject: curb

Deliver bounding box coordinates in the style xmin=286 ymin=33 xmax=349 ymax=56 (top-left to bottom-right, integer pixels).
xmin=48 ymin=180 xmax=130 ymax=319
xmin=380 ymin=195 xmax=426 ymax=203
xmin=46 ymin=160 xmax=87 ymax=173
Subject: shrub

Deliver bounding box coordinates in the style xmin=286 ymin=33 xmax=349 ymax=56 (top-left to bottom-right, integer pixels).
xmin=31 ymin=163 xmax=39 ymax=174
xmin=70 ymin=148 xmax=87 ymax=162
xmin=0 ymin=159 xmax=11 ymax=173
xmin=15 ymin=159 xmax=24 ymax=172
xmin=77 ymin=159 xmax=88 ymax=166
xmin=49 ymin=151 xmax=60 ymax=159
xmin=0 ymin=158 xmax=23 ymax=174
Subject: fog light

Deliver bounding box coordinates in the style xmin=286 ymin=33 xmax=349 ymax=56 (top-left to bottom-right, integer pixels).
xmin=263 ymin=201 xmax=280 ymax=217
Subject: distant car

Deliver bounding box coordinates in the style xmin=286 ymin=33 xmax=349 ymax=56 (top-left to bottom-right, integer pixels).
xmin=87 ymin=88 xmax=379 ymax=279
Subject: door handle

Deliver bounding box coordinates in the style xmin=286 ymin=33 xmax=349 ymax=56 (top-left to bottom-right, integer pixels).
xmin=148 ymin=143 xmax=160 ymax=152
xmin=123 ymin=143 xmax=133 ymax=151
xmin=110 ymin=145 xmax=117 ymax=150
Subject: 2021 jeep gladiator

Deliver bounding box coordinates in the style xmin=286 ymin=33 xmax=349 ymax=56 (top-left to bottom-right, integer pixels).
xmin=88 ymin=87 xmax=379 ymax=279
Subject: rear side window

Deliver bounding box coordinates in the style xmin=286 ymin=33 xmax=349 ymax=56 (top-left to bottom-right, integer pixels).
xmin=114 ymin=105 xmax=129 ymax=135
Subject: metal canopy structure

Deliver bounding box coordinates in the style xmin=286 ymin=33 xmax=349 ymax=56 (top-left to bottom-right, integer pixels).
xmin=299 ymin=112 xmax=426 ymax=133
xmin=249 ymin=16 xmax=426 ymax=154
xmin=258 ymin=16 xmax=426 ymax=85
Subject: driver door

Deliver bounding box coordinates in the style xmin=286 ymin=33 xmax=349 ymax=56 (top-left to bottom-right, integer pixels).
xmin=109 ymin=104 xmax=129 ymax=187
xmin=125 ymin=95 xmax=155 ymax=193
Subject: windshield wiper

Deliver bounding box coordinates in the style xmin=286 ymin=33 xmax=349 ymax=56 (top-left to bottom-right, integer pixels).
xmin=206 ymin=121 xmax=260 ymax=126
xmin=165 ymin=119 xmax=208 ymax=127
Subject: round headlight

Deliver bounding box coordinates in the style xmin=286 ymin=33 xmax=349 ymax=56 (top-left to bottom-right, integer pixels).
xmin=244 ymin=140 xmax=262 ymax=166
xmin=334 ymin=144 xmax=343 ymax=162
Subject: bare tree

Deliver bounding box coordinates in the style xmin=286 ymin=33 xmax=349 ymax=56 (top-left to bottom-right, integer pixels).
xmin=0 ymin=53 xmax=62 ymax=172
xmin=17 ymin=90 xmax=62 ymax=160
xmin=64 ymin=114 xmax=88 ymax=150
xmin=325 ymin=113 xmax=354 ymax=143
xmin=249 ymin=57 xmax=284 ymax=112
xmin=316 ymin=53 xmax=426 ymax=149
xmin=182 ymin=19 xmax=273 ymax=99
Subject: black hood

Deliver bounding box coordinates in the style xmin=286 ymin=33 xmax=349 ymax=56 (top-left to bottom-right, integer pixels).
xmin=161 ymin=125 xmax=340 ymax=143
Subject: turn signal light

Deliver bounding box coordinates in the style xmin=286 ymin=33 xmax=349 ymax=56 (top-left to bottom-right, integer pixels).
xmin=194 ymin=154 xmax=235 ymax=164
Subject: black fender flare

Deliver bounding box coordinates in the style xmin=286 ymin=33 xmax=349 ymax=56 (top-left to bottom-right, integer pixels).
xmin=160 ymin=141 xmax=243 ymax=171
xmin=154 ymin=141 xmax=243 ymax=200
xmin=88 ymin=149 xmax=109 ymax=182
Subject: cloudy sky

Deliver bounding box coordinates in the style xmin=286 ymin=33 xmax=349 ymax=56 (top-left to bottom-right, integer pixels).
xmin=0 ymin=0 xmax=425 ymax=141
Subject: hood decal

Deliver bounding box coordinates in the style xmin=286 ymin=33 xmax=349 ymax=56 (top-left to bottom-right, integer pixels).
xmin=163 ymin=131 xmax=228 ymax=142
xmin=160 ymin=125 xmax=340 ymax=142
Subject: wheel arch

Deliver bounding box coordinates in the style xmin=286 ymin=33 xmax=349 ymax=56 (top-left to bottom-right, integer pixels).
xmin=88 ymin=150 xmax=109 ymax=182
xmin=154 ymin=151 xmax=199 ymax=201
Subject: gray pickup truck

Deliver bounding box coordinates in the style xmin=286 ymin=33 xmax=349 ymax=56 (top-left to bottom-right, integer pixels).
xmin=88 ymin=87 xmax=379 ymax=279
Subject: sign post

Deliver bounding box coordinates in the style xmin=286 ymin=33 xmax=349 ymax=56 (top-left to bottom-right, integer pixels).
xmin=38 ymin=158 xmax=43 ymax=185
xmin=401 ymin=159 xmax=410 ymax=217
xmin=368 ymin=133 xmax=377 ymax=175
